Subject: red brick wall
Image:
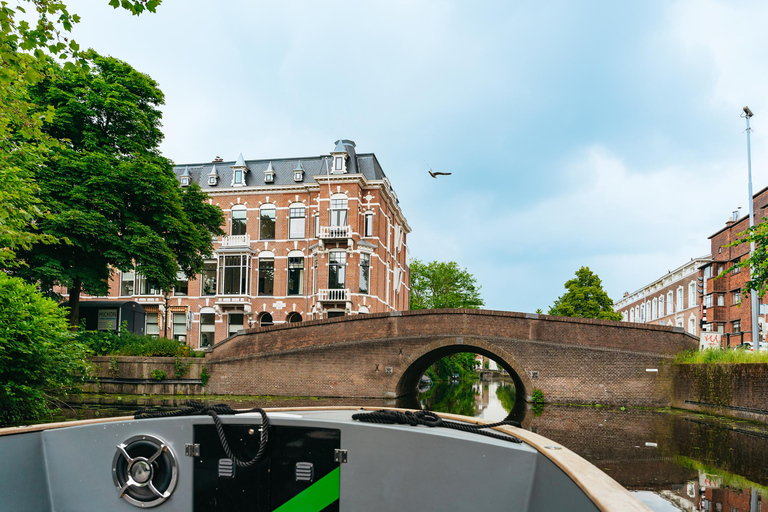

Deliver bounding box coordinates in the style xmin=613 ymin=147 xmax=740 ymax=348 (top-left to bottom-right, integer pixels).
xmin=206 ymin=310 xmax=697 ymax=406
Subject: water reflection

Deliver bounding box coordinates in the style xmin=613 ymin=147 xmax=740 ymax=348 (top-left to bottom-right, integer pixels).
xmin=419 ymin=377 xmax=768 ymax=512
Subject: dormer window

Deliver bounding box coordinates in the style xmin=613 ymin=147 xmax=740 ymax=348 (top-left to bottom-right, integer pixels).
xmin=208 ymin=176 xmax=217 ymax=186
xmin=264 ymin=161 xmax=276 ymax=183
xmin=294 ymin=172 xmax=303 ymax=182
xmin=231 ymin=153 xmax=248 ymax=187
xmin=181 ymin=177 xmax=190 ymax=187
xmin=334 ymin=157 xmax=343 ymax=171
xmin=234 ymin=169 xmax=243 ymax=185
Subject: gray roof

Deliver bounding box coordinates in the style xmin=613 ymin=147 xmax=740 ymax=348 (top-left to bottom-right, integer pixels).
xmin=173 ymin=141 xmax=387 ymax=190
xmin=233 ymin=153 xmax=246 ymax=168
xmin=207 ymin=164 xmax=219 ymax=177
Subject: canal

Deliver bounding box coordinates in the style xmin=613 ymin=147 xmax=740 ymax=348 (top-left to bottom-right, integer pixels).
xmin=55 ymin=377 xmax=768 ymax=511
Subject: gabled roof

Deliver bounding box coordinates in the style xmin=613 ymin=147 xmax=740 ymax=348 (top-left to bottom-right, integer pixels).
xmin=233 ymin=153 xmax=246 ymax=168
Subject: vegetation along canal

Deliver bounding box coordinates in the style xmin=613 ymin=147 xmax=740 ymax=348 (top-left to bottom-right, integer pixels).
xmin=57 ymin=373 xmax=768 ymax=512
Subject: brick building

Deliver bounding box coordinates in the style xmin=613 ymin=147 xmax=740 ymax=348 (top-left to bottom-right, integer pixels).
xmin=80 ymin=139 xmax=411 ymax=348
xmin=614 ymin=256 xmax=710 ymax=336
xmin=700 ymin=185 xmax=768 ymax=343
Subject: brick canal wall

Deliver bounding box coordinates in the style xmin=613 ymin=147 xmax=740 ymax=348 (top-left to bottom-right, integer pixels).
xmin=205 ymin=309 xmax=697 ymax=406
xmin=672 ymin=363 xmax=768 ymax=423
xmin=85 ymin=356 xmax=206 ymax=395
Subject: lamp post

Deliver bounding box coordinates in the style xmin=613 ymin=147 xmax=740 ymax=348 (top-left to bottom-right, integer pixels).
xmin=742 ymin=106 xmax=759 ymax=350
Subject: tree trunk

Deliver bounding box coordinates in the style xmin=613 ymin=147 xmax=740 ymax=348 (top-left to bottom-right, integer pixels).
xmin=68 ymin=279 xmax=81 ymax=328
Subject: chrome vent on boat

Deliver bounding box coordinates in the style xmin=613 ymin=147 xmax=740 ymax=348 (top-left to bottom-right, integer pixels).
xmin=112 ymin=435 xmax=178 ymax=508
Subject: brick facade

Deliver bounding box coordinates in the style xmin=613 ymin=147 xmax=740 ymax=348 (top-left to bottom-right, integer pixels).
xmin=206 ymin=309 xmax=698 ymax=406
xmin=702 ymin=185 xmax=768 ymax=343
xmin=615 ymin=257 xmax=709 ymax=337
xmin=75 ymin=140 xmax=411 ymax=349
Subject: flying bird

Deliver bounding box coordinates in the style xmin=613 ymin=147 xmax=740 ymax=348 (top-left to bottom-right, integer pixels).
xmin=425 ymin=161 xmax=451 ymax=179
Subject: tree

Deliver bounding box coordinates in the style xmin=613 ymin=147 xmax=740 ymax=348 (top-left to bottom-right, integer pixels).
xmin=729 ymin=224 xmax=768 ymax=297
xmin=409 ymin=259 xmax=484 ymax=310
xmin=16 ymin=51 xmax=223 ymax=325
xmin=548 ymin=266 xmax=622 ymax=321
xmin=0 ymin=272 xmax=91 ymax=426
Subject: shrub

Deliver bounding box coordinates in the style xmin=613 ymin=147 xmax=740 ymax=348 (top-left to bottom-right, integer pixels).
xmin=0 ymin=273 xmax=91 ymax=426
xmin=150 ymin=369 xmax=166 ymax=381
xmin=531 ymin=387 xmax=545 ymax=417
xmin=200 ymin=366 xmax=210 ymax=387
xmin=173 ymin=357 xmax=190 ymax=379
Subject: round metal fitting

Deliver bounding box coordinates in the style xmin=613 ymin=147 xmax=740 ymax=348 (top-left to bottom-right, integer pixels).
xmin=112 ymin=434 xmax=178 ymax=508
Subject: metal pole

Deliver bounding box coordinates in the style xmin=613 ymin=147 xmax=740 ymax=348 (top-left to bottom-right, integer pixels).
xmin=744 ymin=107 xmax=759 ymax=351
xmin=164 ymin=293 xmax=169 ymax=339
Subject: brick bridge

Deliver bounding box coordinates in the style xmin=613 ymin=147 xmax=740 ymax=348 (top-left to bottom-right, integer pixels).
xmin=206 ymin=309 xmax=697 ymax=408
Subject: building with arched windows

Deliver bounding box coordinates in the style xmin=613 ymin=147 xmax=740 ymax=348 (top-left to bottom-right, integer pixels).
xmin=80 ymin=140 xmax=411 ymax=348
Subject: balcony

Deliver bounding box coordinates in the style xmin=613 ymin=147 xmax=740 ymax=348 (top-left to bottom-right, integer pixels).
xmin=221 ymin=234 xmax=251 ymax=247
xmin=318 ymin=288 xmax=350 ymax=302
xmin=319 ymin=226 xmax=351 ymax=240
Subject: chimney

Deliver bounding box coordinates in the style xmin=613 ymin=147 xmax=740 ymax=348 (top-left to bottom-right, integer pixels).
xmin=213 ymin=156 xmax=223 ymax=163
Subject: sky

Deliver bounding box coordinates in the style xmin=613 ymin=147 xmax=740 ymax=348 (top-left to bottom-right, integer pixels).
xmin=61 ymin=0 xmax=768 ymax=314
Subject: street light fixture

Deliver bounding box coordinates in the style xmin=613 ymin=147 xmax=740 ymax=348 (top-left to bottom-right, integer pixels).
xmin=741 ymin=106 xmax=759 ymax=350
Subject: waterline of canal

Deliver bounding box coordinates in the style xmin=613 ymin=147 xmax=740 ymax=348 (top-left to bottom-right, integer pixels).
xmin=54 ymin=376 xmax=768 ymax=512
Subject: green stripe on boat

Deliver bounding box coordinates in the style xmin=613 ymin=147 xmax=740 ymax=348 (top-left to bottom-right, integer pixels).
xmin=273 ymin=467 xmax=340 ymax=512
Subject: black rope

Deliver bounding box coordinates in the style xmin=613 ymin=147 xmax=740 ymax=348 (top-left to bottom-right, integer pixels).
xmin=135 ymin=400 xmax=269 ymax=468
xmin=352 ymin=410 xmax=523 ymax=444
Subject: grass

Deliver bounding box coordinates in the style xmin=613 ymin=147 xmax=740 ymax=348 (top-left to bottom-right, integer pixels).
xmin=674 ymin=348 xmax=768 ymax=364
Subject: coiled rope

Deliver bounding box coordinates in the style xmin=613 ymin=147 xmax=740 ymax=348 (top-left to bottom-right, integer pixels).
xmin=135 ymin=400 xmax=269 ymax=467
xmin=352 ymin=409 xmax=523 ymax=444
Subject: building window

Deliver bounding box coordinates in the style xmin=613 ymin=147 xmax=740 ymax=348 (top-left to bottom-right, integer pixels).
xmin=312 ymin=254 xmax=318 ymax=294
xmin=732 ymin=260 xmax=741 ymax=274
xmin=175 ymin=272 xmax=188 ymax=296
xmin=629 ymin=309 xmax=635 ymax=322
xmin=228 ymin=314 xmax=243 ymax=336
xmin=329 ymin=252 xmax=346 ymax=289
xmin=677 ymin=287 xmax=683 ymax=311
xmin=289 ymin=206 xmax=306 ymax=239
xmin=136 ymin=274 xmax=160 ymax=295
xmin=202 ymin=262 xmax=216 ymax=295
xmin=293 ymin=171 xmax=303 ymax=182
xmin=220 ymin=254 xmax=249 ymax=295
xmin=732 ymin=320 xmax=741 ymax=333
xmin=334 ymin=156 xmax=343 ymax=171
xmin=259 ymin=257 xmax=274 ymax=295
xmin=259 ymin=312 xmax=273 ymax=326
xmin=658 ymin=296 xmax=664 ymax=317
xmin=146 ymin=313 xmax=159 ymax=337
xmin=172 ymin=312 xmax=187 ymax=342
xmin=121 ymin=270 xmax=135 ymax=296
xmin=651 ymin=298 xmax=658 ymax=320
xmin=359 ymin=253 xmax=370 ymax=294
xmin=688 ymin=282 xmax=696 ymax=308
xmin=688 ymin=316 xmax=696 ymax=335
xmin=287 ymin=256 xmax=304 ymax=295
xmin=704 ymin=294 xmax=713 ymax=308
xmin=703 ymin=266 xmax=712 ymax=278
xmin=286 ymin=312 xmax=302 ymax=323
xmin=364 ymin=213 xmax=373 ymax=237
xmin=667 ymin=291 xmax=673 ymax=315
xmin=234 ymin=169 xmax=243 ymax=185
xmin=314 ymin=215 xmax=320 ymax=238
xmin=733 ymin=290 xmax=741 ymax=305
xmin=200 ymin=313 xmax=215 ymax=347
xmin=330 ymin=197 xmax=348 ymax=227
xmin=181 ymin=177 xmax=190 ymax=186
xmin=640 ymin=303 xmax=645 ymax=322
xmin=231 ymin=206 xmax=247 ymax=236
xmin=717 ymin=293 xmax=725 ymax=306
xmin=208 ymin=176 xmax=217 ymax=186
xmin=260 ymin=205 xmax=276 ymax=240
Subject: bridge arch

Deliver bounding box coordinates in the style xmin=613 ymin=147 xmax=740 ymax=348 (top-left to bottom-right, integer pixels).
xmin=395 ymin=337 xmax=534 ymax=400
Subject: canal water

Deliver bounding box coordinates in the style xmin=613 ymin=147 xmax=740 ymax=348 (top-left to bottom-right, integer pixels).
xmin=55 ymin=377 xmax=768 ymax=511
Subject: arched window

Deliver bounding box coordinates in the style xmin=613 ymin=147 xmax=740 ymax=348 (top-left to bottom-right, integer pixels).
xmin=667 ymin=291 xmax=673 ymax=315
xmin=289 ymin=203 xmax=306 ymax=239
xmin=688 ymin=282 xmax=696 ymax=308
xmin=358 ymin=306 xmax=370 ymax=315
xmin=651 ymin=298 xmax=658 ymax=320
xmin=330 ymin=194 xmax=348 ymax=227
xmin=630 ymin=308 xmax=635 ymax=322
xmin=287 ymin=250 xmax=304 ymax=296
xmin=658 ymin=296 xmax=664 ymax=318
xmin=259 ymin=251 xmax=274 ymax=296
xmin=688 ymin=315 xmax=696 ymax=335
xmin=259 ymin=312 xmax=273 ymax=327
xmin=231 ymin=205 xmax=247 ymax=236
xmin=286 ymin=312 xmax=302 ymax=323
xmin=363 ymin=212 xmax=374 ymax=237
xmin=260 ymin=204 xmax=276 ymax=240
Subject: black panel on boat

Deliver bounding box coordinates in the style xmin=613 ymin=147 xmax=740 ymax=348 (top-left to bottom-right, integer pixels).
xmin=193 ymin=425 xmax=341 ymax=511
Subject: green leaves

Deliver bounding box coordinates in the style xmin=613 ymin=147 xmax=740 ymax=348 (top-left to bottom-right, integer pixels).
xmin=547 ymin=266 xmax=622 ymax=321
xmin=409 ymin=259 xmax=484 ymax=310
